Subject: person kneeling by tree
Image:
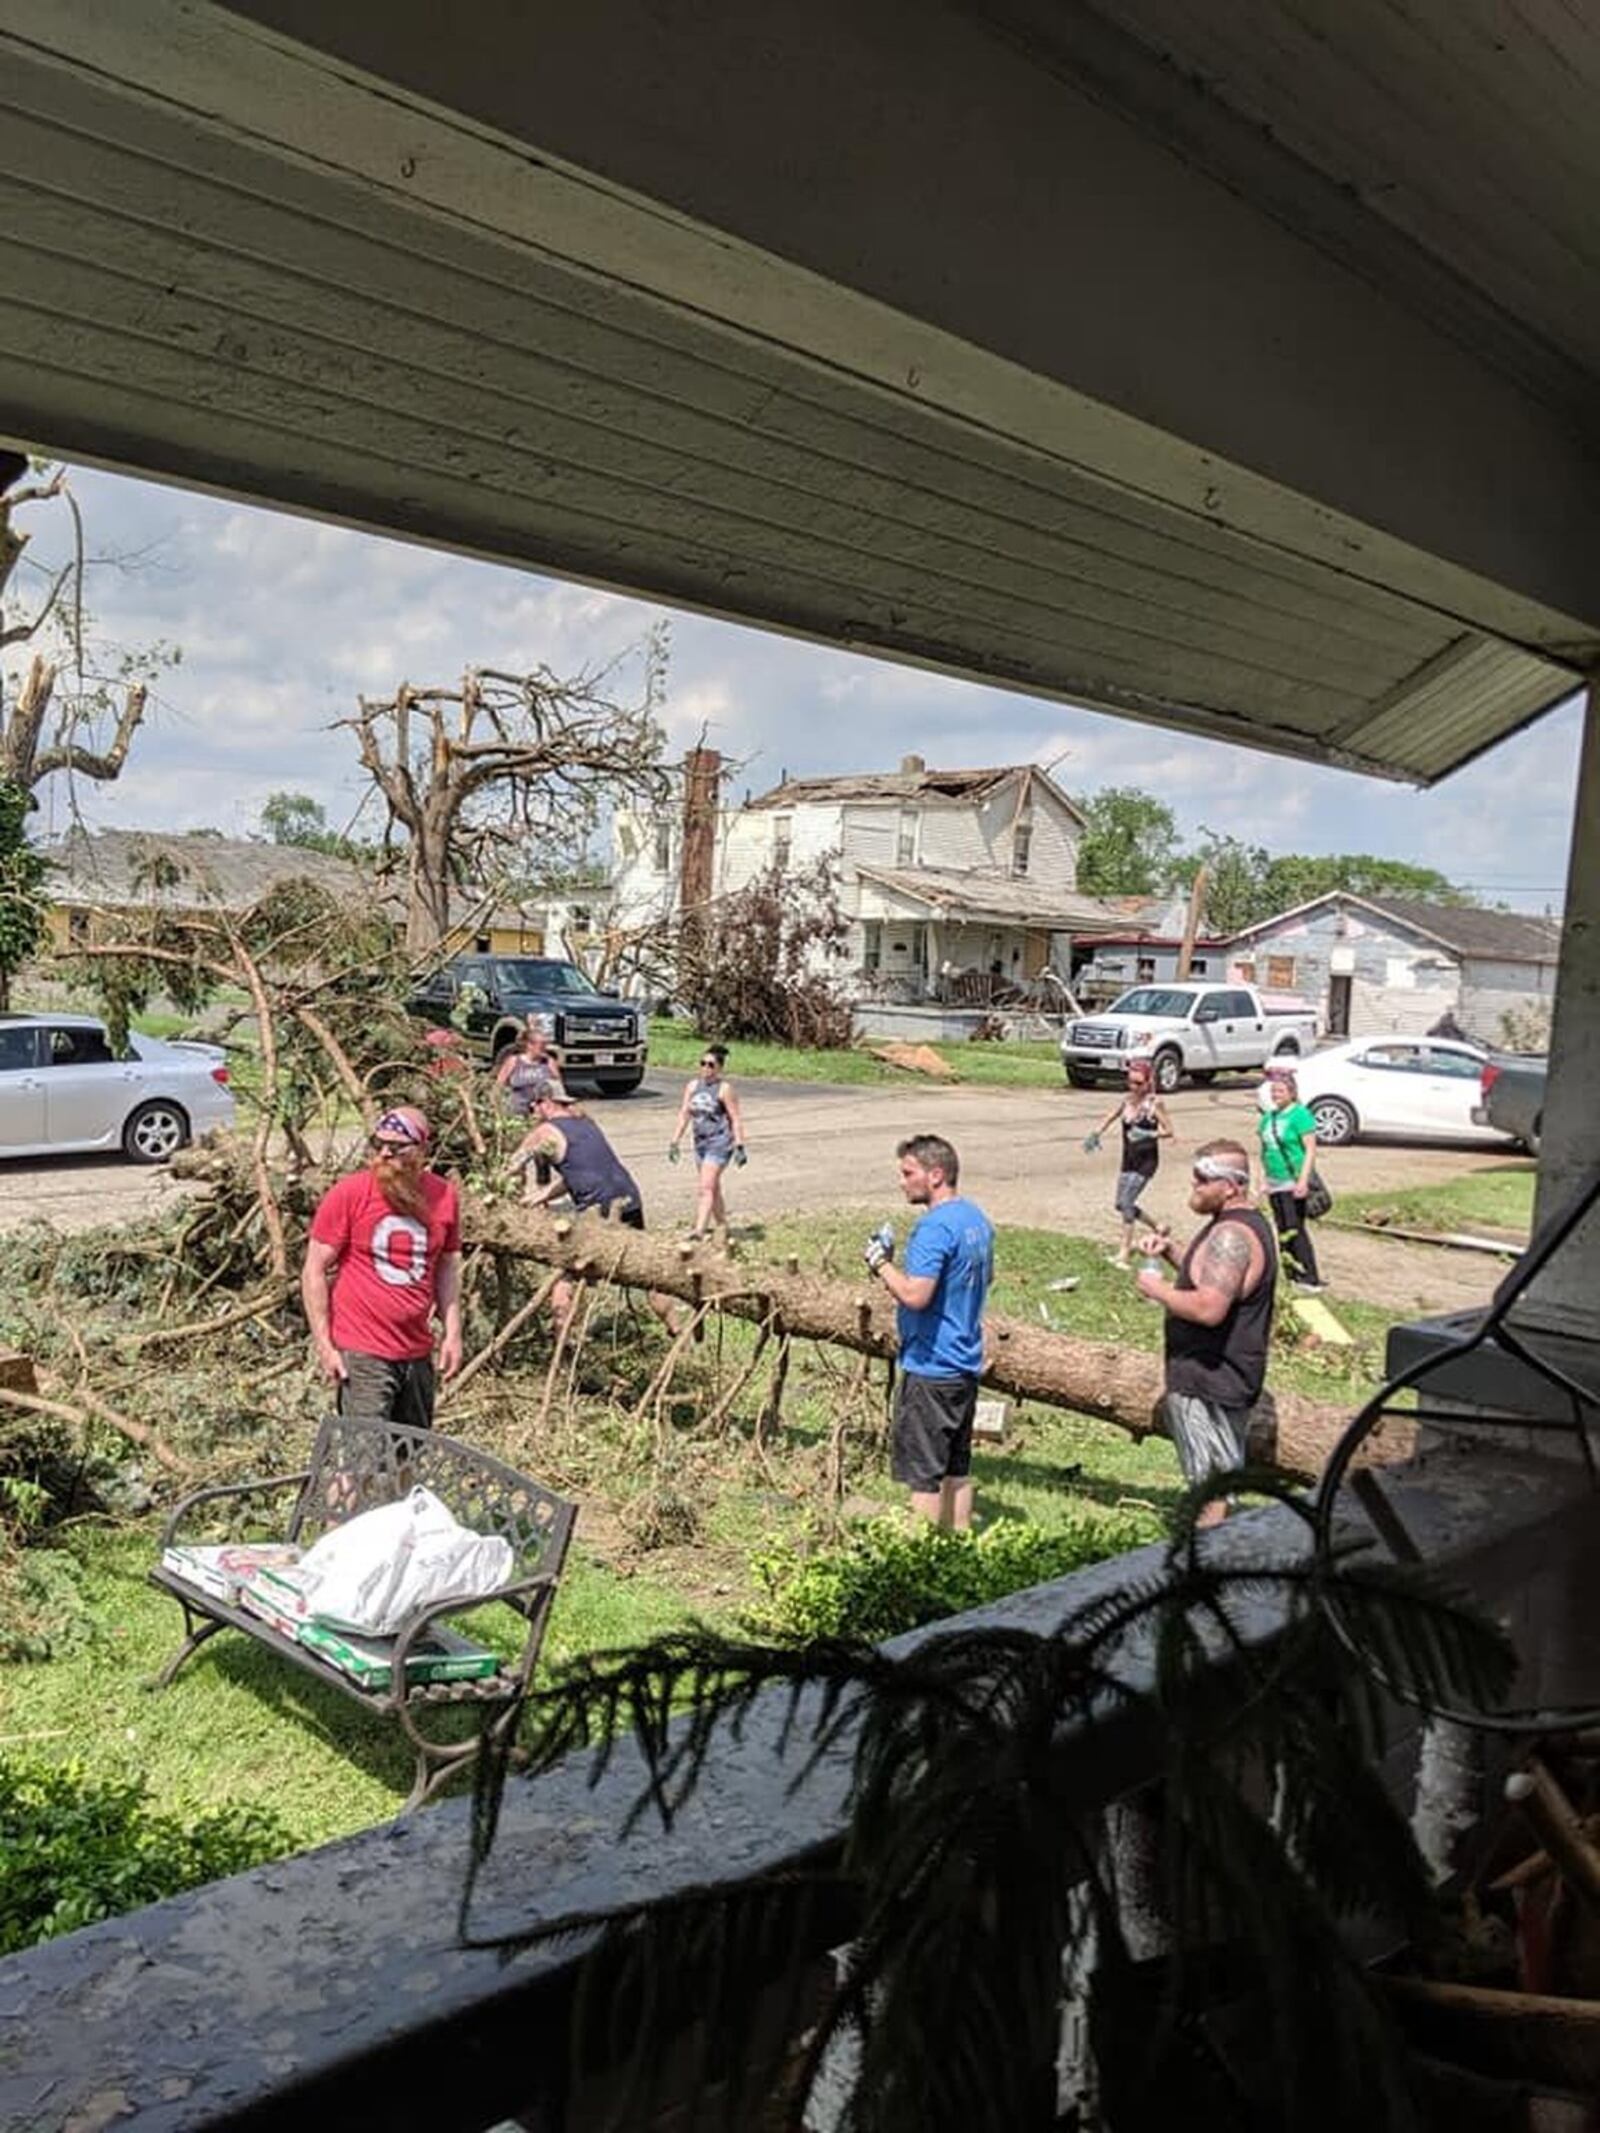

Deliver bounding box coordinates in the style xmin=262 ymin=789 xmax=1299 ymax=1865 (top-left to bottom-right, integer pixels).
xmin=864 ymin=1133 xmax=994 ymax=1531
xmin=508 ymin=1081 xmax=680 ymax=1333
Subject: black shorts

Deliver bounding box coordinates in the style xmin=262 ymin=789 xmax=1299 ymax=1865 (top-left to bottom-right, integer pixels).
xmin=891 ymin=1372 xmax=979 ymax=1490
xmin=337 ymin=1351 xmax=435 ymax=1433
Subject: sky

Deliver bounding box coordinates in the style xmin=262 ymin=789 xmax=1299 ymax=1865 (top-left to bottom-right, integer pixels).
xmin=8 ymin=461 xmax=1583 ymax=913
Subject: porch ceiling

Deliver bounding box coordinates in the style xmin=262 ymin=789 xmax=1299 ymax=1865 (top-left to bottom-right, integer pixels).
xmin=0 ymin=2 xmax=1594 ymax=783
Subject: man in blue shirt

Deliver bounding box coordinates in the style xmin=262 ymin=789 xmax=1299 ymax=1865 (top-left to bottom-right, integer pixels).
xmin=864 ymin=1134 xmax=995 ymax=1529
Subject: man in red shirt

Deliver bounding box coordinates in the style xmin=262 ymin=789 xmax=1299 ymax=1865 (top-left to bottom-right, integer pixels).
xmin=300 ymin=1105 xmax=464 ymax=1429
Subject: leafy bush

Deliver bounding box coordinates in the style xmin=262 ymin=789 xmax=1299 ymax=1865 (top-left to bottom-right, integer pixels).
xmin=745 ymin=1507 xmax=1164 ymax=1644
xmin=0 ymin=1759 xmax=289 ymax=1953
xmin=678 ymin=854 xmax=853 ymax=1048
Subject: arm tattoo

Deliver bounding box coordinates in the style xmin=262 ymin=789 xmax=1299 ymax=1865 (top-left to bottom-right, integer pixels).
xmin=1196 ymin=1221 xmax=1252 ymax=1302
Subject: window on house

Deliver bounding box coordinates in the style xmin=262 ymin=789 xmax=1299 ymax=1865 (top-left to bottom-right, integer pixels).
xmin=1235 ymin=959 xmax=1257 ymax=984
xmin=1011 ymin=820 xmax=1032 ymax=877
xmin=1136 ymin=955 xmax=1157 ymax=982
xmin=653 ymin=818 xmax=672 ymax=873
xmin=772 ymin=814 xmax=793 ymax=870
xmin=1266 ymin=955 xmax=1297 ymax=990
xmin=66 ymin=907 xmax=89 ymax=947
xmin=1190 ymin=957 xmax=1209 ymax=976
xmin=862 ymin=921 xmax=882 ymax=970
xmin=896 ymin=810 xmax=918 ymax=866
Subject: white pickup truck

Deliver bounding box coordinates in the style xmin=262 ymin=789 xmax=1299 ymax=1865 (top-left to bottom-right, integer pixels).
xmin=1060 ymin=983 xmax=1319 ymax=1094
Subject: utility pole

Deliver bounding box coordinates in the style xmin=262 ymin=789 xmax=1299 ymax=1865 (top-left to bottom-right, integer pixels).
xmin=678 ymin=745 xmax=721 ymax=957
xmin=1174 ymin=865 xmax=1209 ymax=980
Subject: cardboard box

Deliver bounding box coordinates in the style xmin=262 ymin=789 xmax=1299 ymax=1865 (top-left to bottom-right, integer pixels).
xmin=162 ymin=1542 xmax=303 ymax=1605
xmin=238 ymin=1562 xmax=317 ymax=1638
xmin=297 ymin=1620 xmax=502 ymax=1693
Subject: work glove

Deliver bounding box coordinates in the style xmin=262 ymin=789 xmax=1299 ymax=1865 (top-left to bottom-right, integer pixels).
xmin=733 ymin=1145 xmax=748 ymax=1168
xmin=667 ymin=1142 xmax=681 ymax=1164
xmin=863 ymin=1222 xmax=895 ymax=1273
xmin=1081 ymin=1131 xmax=1102 ymax=1154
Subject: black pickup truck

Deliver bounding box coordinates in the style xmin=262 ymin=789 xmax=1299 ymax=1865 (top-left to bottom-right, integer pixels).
xmin=405 ymin=954 xmax=648 ymax=1095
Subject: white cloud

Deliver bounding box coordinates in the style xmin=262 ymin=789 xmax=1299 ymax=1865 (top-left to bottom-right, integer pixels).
xmin=4 ymin=462 xmax=1581 ymax=912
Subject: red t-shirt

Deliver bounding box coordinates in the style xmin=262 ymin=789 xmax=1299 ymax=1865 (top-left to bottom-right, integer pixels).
xmin=309 ymin=1170 xmax=462 ymax=1361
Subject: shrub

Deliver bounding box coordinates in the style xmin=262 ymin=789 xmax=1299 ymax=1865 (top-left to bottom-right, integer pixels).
xmin=0 ymin=1759 xmax=289 ymax=1953
xmin=745 ymin=1507 xmax=1164 ymax=1644
xmin=678 ymin=855 xmax=853 ymax=1048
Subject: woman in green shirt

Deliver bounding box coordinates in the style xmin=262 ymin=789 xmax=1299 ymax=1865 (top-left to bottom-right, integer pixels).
xmin=1258 ymin=1064 xmax=1323 ymax=1291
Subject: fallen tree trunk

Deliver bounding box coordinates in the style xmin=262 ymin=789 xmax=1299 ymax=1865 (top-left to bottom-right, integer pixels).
xmin=169 ymin=1147 xmax=1402 ymax=1474
xmin=464 ymin=1201 xmax=1397 ymax=1477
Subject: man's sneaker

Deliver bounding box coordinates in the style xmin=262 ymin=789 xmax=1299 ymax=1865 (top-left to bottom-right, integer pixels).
xmin=1293 ymin=1280 xmax=1329 ymax=1296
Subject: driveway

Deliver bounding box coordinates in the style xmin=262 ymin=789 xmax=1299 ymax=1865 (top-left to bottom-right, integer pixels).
xmin=0 ymin=1068 xmax=1529 ymax=1315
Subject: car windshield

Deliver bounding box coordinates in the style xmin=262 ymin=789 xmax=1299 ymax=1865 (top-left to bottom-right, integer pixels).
xmin=1107 ymin=988 xmax=1197 ymax=1018
xmin=488 ymin=959 xmax=596 ymax=996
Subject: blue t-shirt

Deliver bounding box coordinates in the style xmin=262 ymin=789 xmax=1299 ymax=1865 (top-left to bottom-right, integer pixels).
xmin=897 ymin=1196 xmax=994 ymax=1379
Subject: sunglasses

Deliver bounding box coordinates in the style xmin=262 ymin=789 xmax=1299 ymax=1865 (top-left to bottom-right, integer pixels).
xmin=368 ymin=1136 xmax=415 ymax=1156
xmin=699 ymin=1058 xmax=719 ymax=1068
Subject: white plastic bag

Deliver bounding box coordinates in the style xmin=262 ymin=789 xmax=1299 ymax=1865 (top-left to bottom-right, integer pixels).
xmin=298 ymin=1486 xmax=514 ymax=1635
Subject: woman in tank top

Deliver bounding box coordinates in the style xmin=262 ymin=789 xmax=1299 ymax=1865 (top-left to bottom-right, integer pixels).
xmin=495 ymin=1019 xmax=559 ymax=1118
xmin=668 ymin=1042 xmax=747 ymax=1242
xmin=1084 ymin=1057 xmax=1173 ymax=1267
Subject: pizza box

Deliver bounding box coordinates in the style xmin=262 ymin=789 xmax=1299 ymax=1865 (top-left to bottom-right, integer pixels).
xmin=161 ymin=1541 xmax=303 ymax=1605
xmin=237 ymin=1561 xmax=317 ymax=1638
xmin=297 ymin=1619 xmax=502 ymax=1693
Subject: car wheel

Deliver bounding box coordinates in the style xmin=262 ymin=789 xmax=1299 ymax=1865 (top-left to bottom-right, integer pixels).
xmin=1065 ymin=1067 xmax=1096 ymax=1088
xmin=1271 ymin=1040 xmax=1302 ymax=1060
xmin=123 ymin=1099 xmax=190 ymax=1164
xmin=1522 ymin=1115 xmax=1542 ymax=1158
xmin=1151 ymin=1048 xmax=1182 ymax=1095
xmin=594 ymin=1074 xmax=645 ymax=1097
xmin=1310 ymin=1096 xmax=1357 ymax=1147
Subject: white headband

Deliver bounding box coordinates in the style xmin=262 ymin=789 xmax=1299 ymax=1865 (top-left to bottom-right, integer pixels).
xmin=1193 ymin=1154 xmax=1250 ymax=1187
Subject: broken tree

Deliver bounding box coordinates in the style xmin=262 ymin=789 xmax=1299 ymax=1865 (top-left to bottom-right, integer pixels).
xmin=339 ymin=637 xmax=672 ymax=955
xmin=462 ymin=1198 xmax=1399 ymax=1476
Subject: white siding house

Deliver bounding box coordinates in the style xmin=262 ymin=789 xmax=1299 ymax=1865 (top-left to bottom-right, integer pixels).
xmin=1222 ymin=894 xmax=1561 ymax=1045
xmin=613 ymin=755 xmax=1128 ymax=1001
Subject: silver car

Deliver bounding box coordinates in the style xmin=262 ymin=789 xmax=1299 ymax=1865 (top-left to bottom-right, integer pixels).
xmin=0 ymin=1012 xmax=235 ymax=1163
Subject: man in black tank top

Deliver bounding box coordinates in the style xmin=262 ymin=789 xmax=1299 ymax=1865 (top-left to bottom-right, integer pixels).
xmin=1134 ymin=1136 xmax=1277 ymax=1528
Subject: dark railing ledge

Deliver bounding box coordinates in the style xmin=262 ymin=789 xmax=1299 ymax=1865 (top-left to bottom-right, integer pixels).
xmin=1388 ymin=1308 xmax=1600 ymax=1427
xmin=1 ymin=1454 xmax=1588 ymax=2133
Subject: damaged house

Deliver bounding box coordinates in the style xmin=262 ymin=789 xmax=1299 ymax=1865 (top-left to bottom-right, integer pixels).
xmin=613 ymin=753 xmax=1128 ymax=1019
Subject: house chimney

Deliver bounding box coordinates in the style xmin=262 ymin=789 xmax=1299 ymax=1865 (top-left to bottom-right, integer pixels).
xmin=678 ymin=746 xmax=721 ymax=950
xmin=900 ymin=753 xmax=926 ymax=775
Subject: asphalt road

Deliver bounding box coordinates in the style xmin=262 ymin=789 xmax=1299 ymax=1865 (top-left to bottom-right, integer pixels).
xmin=0 ymin=1065 xmax=1529 ymax=1316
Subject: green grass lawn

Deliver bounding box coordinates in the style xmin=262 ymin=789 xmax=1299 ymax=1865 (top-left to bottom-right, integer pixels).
xmin=649 ymin=1019 xmax=1067 ymax=1089
xmin=2 ymin=1201 xmax=1405 ymax=1867
xmin=0 ymin=1528 xmax=696 ymax=1850
xmin=1330 ymin=1164 xmax=1534 ymax=1240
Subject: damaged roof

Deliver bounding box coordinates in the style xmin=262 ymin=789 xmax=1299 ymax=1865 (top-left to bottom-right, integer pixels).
xmin=748 ymin=762 xmax=1085 ymax=822
xmin=855 ymin=863 xmax=1130 ymax=935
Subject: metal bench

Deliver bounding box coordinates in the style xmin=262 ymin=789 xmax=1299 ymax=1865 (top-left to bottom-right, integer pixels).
xmin=149 ymin=1413 xmax=577 ymax=1810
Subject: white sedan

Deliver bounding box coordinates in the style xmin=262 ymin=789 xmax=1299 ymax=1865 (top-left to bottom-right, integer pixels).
xmin=0 ymin=1012 xmax=235 ymax=1163
xmin=1293 ymin=1036 xmax=1516 ymax=1148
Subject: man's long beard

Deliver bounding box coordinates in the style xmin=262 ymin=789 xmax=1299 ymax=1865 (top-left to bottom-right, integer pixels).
xmin=374 ymin=1161 xmax=428 ymax=1217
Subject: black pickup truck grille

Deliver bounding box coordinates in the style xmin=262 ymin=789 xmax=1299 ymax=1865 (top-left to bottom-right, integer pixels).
xmin=558 ymin=1011 xmax=635 ymax=1045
